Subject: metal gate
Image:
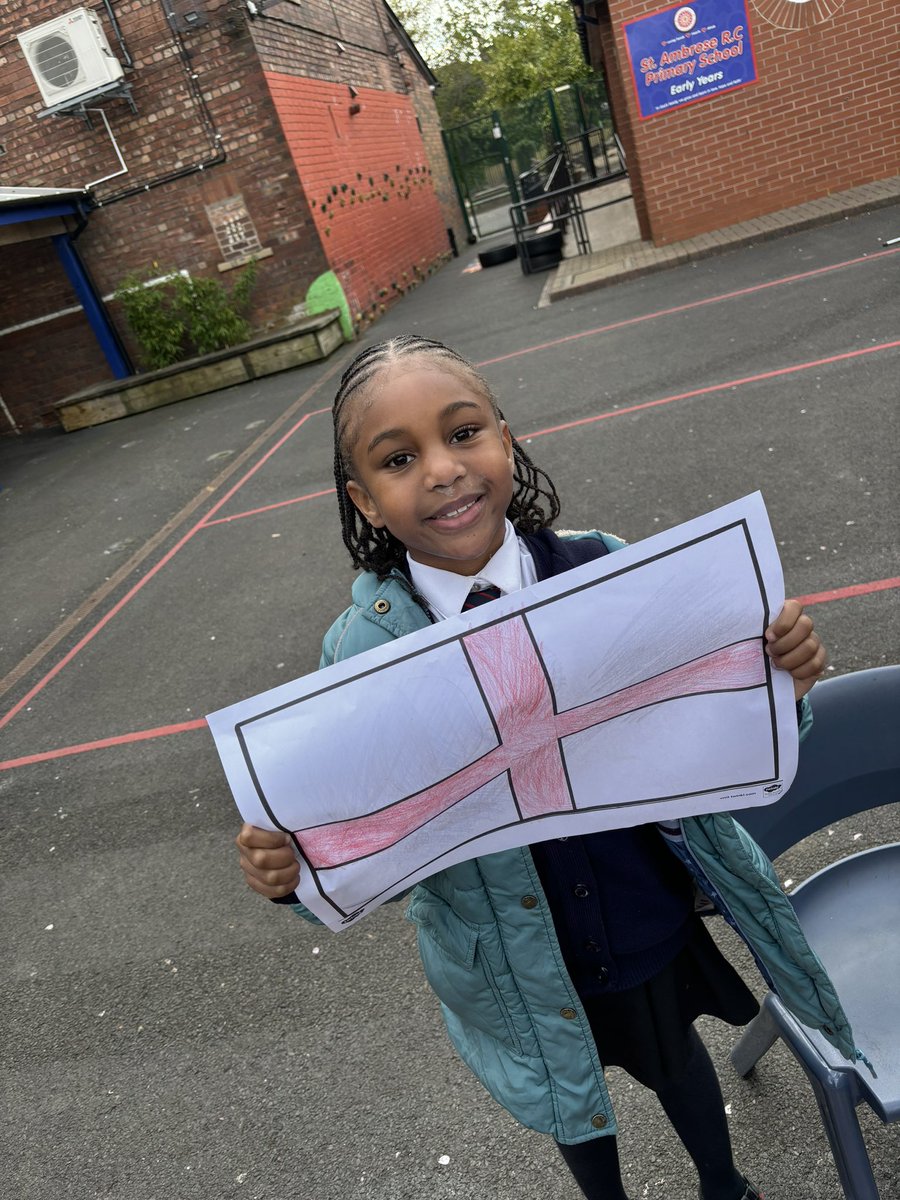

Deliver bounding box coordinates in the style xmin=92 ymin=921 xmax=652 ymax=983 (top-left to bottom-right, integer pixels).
xmin=442 ymin=78 xmax=623 ymax=240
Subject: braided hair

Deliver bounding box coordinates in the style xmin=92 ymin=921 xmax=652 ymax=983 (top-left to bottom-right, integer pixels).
xmin=333 ymin=334 xmax=561 ymax=578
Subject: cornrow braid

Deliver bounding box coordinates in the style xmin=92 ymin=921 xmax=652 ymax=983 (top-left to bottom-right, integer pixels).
xmin=332 ymin=334 xmax=561 ymax=578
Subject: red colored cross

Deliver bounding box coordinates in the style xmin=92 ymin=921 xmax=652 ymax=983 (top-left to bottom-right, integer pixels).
xmin=294 ymin=620 xmax=765 ymax=869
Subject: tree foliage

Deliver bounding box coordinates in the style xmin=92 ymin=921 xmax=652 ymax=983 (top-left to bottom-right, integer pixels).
xmin=394 ymin=0 xmax=590 ymax=127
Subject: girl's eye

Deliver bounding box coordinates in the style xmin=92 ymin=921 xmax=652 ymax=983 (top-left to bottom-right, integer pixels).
xmin=385 ymin=452 xmax=413 ymax=469
xmin=451 ymin=424 xmax=479 ymax=443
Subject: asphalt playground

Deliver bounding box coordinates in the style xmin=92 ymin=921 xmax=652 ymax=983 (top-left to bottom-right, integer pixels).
xmin=2 ymin=206 xmax=899 ymax=1200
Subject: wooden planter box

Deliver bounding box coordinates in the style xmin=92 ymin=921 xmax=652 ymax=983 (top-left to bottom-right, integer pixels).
xmin=55 ymin=310 xmax=345 ymax=432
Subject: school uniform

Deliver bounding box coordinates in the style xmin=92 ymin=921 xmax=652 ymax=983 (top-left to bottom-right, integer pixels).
xmin=404 ymin=521 xmax=757 ymax=1092
xmin=288 ymin=523 xmax=858 ymax=1145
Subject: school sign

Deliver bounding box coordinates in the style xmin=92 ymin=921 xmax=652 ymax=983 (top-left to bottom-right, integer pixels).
xmin=623 ymin=1 xmax=758 ymax=119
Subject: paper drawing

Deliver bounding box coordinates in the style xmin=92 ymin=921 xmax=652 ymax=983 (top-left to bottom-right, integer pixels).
xmin=208 ymin=493 xmax=798 ymax=930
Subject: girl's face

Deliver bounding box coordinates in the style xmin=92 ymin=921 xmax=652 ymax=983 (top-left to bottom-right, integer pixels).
xmin=345 ymin=363 xmax=515 ymax=576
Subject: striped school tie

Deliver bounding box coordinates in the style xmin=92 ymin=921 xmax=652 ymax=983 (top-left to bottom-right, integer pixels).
xmin=463 ymin=585 xmax=502 ymax=609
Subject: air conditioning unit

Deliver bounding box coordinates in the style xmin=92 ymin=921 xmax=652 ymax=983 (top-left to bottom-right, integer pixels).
xmin=18 ymin=8 xmax=124 ymax=109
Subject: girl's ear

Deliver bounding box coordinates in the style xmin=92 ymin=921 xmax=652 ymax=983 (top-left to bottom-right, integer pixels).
xmin=499 ymin=419 xmax=514 ymax=466
xmin=345 ymin=479 xmax=386 ymax=529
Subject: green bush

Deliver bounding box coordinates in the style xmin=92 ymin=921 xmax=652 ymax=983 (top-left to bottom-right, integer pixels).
xmin=115 ymin=260 xmax=258 ymax=370
xmin=114 ymin=271 xmax=186 ymax=370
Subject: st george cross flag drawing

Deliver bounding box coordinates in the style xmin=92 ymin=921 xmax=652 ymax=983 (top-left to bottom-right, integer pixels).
xmin=209 ymin=493 xmax=798 ymax=930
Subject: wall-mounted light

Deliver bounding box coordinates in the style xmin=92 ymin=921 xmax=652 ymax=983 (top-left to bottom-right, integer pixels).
xmin=347 ymin=84 xmax=359 ymax=99
xmin=336 ymin=40 xmax=346 ymax=53
xmin=169 ymin=2 xmax=209 ymax=32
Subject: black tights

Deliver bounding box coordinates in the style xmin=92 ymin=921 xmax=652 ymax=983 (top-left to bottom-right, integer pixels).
xmin=556 ymin=1028 xmax=745 ymax=1200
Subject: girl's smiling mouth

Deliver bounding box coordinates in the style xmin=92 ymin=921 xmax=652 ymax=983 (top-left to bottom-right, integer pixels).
xmin=427 ymin=494 xmax=484 ymax=524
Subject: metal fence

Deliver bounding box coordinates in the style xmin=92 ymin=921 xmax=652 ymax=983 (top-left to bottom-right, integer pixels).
xmin=442 ymin=78 xmax=623 ymax=241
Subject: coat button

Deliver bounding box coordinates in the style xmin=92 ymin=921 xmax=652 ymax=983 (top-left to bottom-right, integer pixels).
xmin=373 ymin=598 xmax=391 ymax=614
xmin=573 ymin=883 xmax=589 ymax=898
xmin=521 ymin=895 xmax=538 ymax=909
xmin=560 ymin=1007 xmax=578 ymax=1020
xmin=584 ymin=938 xmax=601 ymax=953
xmin=596 ymin=967 xmax=609 ymax=985
xmin=591 ymin=1114 xmax=608 ymax=1130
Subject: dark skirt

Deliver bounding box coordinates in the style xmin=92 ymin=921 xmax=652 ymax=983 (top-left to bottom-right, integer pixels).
xmin=579 ymin=915 xmax=759 ymax=1092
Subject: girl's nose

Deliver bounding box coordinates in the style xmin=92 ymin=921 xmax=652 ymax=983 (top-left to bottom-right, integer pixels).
xmin=424 ymin=446 xmax=465 ymax=490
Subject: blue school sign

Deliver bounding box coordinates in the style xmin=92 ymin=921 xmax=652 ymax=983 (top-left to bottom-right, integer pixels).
xmin=623 ymin=1 xmax=758 ymax=120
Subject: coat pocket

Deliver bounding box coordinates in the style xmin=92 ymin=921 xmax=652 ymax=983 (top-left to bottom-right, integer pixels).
xmin=407 ymin=888 xmax=525 ymax=1054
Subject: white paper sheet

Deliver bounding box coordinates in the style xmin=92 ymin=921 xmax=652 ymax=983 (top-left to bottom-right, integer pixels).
xmin=209 ymin=493 xmax=798 ymax=929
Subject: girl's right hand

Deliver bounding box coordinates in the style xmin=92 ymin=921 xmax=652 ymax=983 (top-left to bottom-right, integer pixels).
xmin=236 ymin=823 xmax=300 ymax=898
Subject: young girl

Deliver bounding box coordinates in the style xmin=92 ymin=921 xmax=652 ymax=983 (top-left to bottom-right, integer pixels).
xmin=236 ymin=335 xmax=852 ymax=1200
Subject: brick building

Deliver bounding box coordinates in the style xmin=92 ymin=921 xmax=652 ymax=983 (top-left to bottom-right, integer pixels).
xmin=573 ymin=0 xmax=899 ymax=245
xmin=0 ymin=0 xmax=466 ymax=431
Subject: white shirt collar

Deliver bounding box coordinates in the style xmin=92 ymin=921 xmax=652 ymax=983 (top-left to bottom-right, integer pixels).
xmin=406 ymin=520 xmax=537 ymax=620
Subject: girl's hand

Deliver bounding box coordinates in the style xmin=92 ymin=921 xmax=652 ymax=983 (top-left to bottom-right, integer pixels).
xmin=765 ymin=600 xmax=827 ymax=701
xmin=236 ymin=823 xmax=300 ymax=898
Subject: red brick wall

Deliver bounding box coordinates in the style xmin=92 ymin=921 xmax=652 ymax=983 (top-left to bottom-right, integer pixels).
xmin=265 ymin=73 xmax=451 ymax=323
xmin=1 ymin=0 xmax=461 ymax=429
xmin=250 ymin=1 xmax=462 ymax=311
xmin=0 ymin=239 xmax=106 ymax=431
xmin=0 ymin=0 xmax=329 ymax=429
xmin=603 ymin=0 xmax=899 ymax=244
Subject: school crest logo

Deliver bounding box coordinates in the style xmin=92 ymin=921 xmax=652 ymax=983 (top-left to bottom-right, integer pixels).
xmin=674 ymin=6 xmax=697 ymax=32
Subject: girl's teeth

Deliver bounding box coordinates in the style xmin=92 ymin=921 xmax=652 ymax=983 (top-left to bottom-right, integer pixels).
xmin=439 ymin=499 xmax=476 ymax=519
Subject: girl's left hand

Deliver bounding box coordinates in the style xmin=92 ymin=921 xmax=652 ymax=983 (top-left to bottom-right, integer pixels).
xmin=765 ymin=599 xmax=827 ymax=700
xmin=236 ymin=823 xmax=301 ymax=898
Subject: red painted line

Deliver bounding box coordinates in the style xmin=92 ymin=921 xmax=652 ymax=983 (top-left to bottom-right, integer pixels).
xmin=202 ymin=336 xmax=900 ymax=528
xmin=176 ymin=252 xmax=900 ymax=535
xmin=0 ymin=719 xmax=208 ymax=772
xmin=520 ymin=340 xmax=900 ymax=440
xmin=0 ymin=400 xmax=339 ymax=709
xmin=3 ymin=249 xmax=895 ymax=740
xmin=4 ymin=575 xmax=896 ymax=773
xmin=195 ymin=410 xmax=332 ymax=529
xmin=795 ymin=577 xmax=900 ymax=607
xmin=0 ymin=409 xmax=323 ymax=734
xmin=475 ymin=247 xmax=900 ymax=369
xmin=194 ymin=339 xmax=900 ymax=528
xmin=202 ymin=487 xmax=336 ymax=527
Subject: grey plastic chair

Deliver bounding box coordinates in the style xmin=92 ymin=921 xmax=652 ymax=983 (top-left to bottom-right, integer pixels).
xmin=732 ymin=665 xmax=900 ymax=1200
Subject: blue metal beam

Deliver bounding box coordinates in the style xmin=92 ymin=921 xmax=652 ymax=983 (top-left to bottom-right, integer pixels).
xmin=0 ymin=200 xmax=88 ymax=226
xmin=53 ymin=232 xmax=133 ymax=380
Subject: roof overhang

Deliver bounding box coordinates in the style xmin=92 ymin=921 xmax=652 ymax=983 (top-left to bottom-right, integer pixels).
xmin=0 ymin=186 xmax=94 ymax=245
xmin=570 ymin=0 xmax=606 ymax=67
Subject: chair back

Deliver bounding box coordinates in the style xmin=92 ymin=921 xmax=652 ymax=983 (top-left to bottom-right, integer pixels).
xmin=736 ymin=665 xmax=900 ymax=860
